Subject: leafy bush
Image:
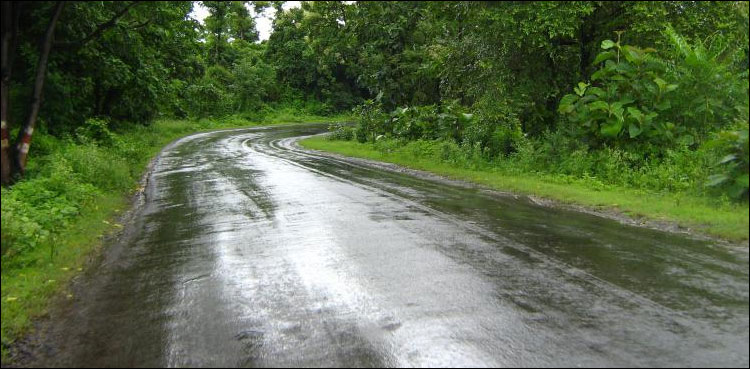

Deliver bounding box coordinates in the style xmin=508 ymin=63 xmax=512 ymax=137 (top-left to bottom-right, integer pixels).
xmin=232 ymin=54 xmax=278 ymax=112
xmin=327 ymin=122 xmax=354 ymax=141
xmin=560 ymin=29 xmax=748 ymax=153
xmin=1 ymin=156 xmax=98 ymax=261
xmin=463 ymin=100 xmax=524 ymax=159
xmin=185 ymin=68 xmax=236 ymax=118
xmin=555 ymin=29 xmax=748 ymax=200
xmin=706 ymin=120 xmax=750 ymax=199
xmin=390 ymin=105 xmax=436 ymax=140
xmin=351 ymin=99 xmax=474 ymax=144
xmin=63 ymin=145 xmax=132 ymax=191
xmin=75 ymin=117 xmax=116 ymax=146
xmin=664 ymin=27 xmax=750 ymax=137
xmin=353 ymin=99 xmax=387 ymax=143
xmin=558 ymin=33 xmax=684 ymax=150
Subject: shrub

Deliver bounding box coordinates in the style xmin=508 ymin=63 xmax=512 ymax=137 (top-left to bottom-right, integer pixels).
xmin=63 ymin=145 xmax=132 ymax=191
xmin=664 ymin=27 xmax=749 ymax=138
xmin=559 ymin=29 xmax=748 ymax=154
xmin=705 ymin=120 xmax=750 ymax=200
xmin=558 ymin=32 xmax=682 ymax=150
xmin=75 ymin=117 xmax=116 ymax=146
xmin=327 ymin=122 xmax=354 ymax=141
xmin=0 ymin=156 xmax=98 ymax=261
xmin=353 ymin=99 xmax=387 ymax=143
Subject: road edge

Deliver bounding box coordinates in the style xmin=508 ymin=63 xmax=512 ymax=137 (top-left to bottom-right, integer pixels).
xmin=293 ymin=134 xmax=749 ymax=250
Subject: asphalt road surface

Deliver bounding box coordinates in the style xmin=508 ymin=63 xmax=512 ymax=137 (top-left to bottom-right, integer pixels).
xmin=27 ymin=124 xmax=749 ymax=367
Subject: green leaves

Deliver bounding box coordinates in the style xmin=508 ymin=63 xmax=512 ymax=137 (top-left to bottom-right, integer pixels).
xmin=628 ymin=123 xmax=642 ymax=138
xmin=593 ymin=51 xmax=616 ymax=65
xmin=707 ymin=122 xmax=750 ymax=199
xmin=557 ymin=31 xmax=707 ymax=149
xmin=601 ymin=119 xmax=623 ymax=138
xmin=653 ymin=77 xmax=678 ymax=94
xmin=589 ymin=100 xmax=609 ymax=112
xmin=574 ymin=82 xmax=589 ymax=96
xmin=626 ymin=107 xmax=644 ymax=138
xmin=558 ymin=94 xmax=579 ymax=114
xmin=626 ymin=106 xmax=644 ymax=122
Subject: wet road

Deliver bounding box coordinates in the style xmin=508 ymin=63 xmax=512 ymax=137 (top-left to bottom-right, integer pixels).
xmin=32 ymin=124 xmax=748 ymax=367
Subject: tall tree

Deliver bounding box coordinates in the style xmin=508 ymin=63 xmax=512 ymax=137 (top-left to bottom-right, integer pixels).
xmin=14 ymin=2 xmax=65 ymax=176
xmin=1 ymin=1 xmax=199 ymax=184
xmin=203 ymin=1 xmax=233 ymax=66
xmin=1 ymin=1 xmax=65 ymax=184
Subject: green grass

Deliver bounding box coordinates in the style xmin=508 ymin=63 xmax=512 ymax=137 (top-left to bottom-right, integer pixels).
xmin=0 ymin=113 xmax=349 ymax=362
xmin=300 ymin=136 xmax=749 ymax=241
xmin=1 ymin=195 xmax=127 ymax=354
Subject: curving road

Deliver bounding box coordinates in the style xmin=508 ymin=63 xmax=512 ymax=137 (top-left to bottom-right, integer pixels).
xmin=29 ymin=124 xmax=749 ymax=367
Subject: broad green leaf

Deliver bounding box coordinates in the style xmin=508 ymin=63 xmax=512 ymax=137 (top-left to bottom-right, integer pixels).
xmin=653 ymin=77 xmax=667 ymax=91
xmin=589 ymin=101 xmax=609 ymax=112
xmin=610 ymin=101 xmax=624 ymax=112
xmin=622 ymin=46 xmax=643 ymax=64
xmin=587 ymin=87 xmax=606 ymax=97
xmin=574 ymin=82 xmax=589 ymax=96
xmin=592 ymin=51 xmax=615 ymax=65
xmin=600 ymin=119 xmax=623 ymax=137
xmin=558 ymin=94 xmax=578 ymax=113
xmin=628 ymin=123 xmax=642 ymax=138
xmin=601 ymin=40 xmax=616 ymax=49
xmin=615 ymin=62 xmax=635 ymax=74
xmin=654 ymin=100 xmax=671 ymax=111
xmin=591 ymin=69 xmax=606 ymax=81
xmin=627 ymin=106 xmax=643 ymax=122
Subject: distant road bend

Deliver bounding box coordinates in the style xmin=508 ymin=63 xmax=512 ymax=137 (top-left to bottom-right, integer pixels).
xmin=30 ymin=123 xmax=749 ymax=367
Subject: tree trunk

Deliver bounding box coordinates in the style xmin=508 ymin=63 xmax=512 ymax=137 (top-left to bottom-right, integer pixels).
xmin=1 ymin=2 xmax=14 ymax=185
xmin=15 ymin=2 xmax=64 ymax=176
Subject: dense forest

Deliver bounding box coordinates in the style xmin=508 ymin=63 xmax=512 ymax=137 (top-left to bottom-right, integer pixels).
xmin=1 ymin=1 xmax=749 ymax=355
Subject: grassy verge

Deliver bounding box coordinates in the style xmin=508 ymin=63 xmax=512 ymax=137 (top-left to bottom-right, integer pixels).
xmin=0 ymin=113 xmax=349 ymax=361
xmin=299 ymin=136 xmax=749 ymax=241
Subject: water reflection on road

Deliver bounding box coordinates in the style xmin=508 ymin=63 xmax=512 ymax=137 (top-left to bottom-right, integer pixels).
xmin=30 ymin=124 xmax=749 ymax=367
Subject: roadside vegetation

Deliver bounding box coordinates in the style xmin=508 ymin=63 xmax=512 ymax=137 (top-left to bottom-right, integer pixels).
xmin=1 ymin=0 xmax=748 ymax=362
xmin=300 ymin=136 xmax=748 ymax=240
xmin=307 ymin=2 xmax=749 ymax=239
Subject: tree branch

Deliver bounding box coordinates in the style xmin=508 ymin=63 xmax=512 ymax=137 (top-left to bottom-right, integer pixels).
xmin=55 ymin=1 xmax=141 ymax=49
xmin=126 ymin=18 xmax=152 ymax=30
